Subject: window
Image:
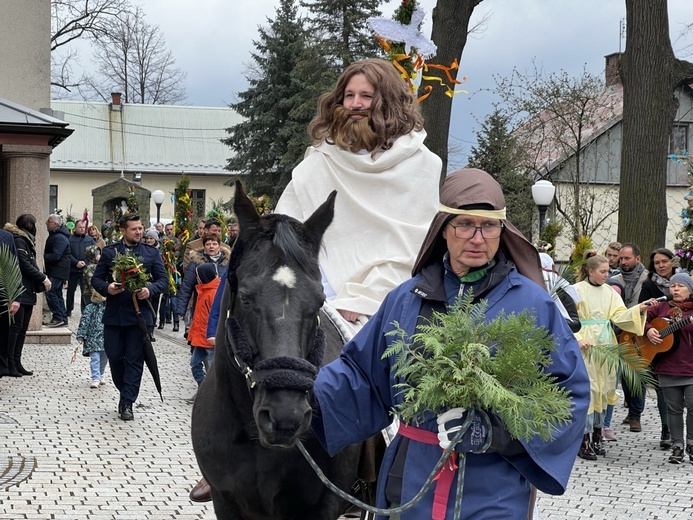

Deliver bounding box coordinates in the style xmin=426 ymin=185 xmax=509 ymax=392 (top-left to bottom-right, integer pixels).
xmin=669 ymin=124 xmax=689 ymax=155
xmin=49 ymin=185 xmax=58 ymax=214
xmin=191 ymin=189 xmax=206 ymax=221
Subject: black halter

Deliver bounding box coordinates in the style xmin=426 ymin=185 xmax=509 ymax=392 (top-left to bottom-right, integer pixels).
xmin=225 ymin=315 xmax=326 ymax=398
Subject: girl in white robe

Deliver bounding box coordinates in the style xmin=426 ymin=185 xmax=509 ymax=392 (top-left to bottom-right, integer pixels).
xmin=573 ymin=253 xmax=656 ymax=460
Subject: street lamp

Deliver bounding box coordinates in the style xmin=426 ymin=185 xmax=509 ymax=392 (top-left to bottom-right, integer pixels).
xmin=152 ymin=189 xmax=165 ymax=224
xmin=532 ymin=179 xmax=556 ymax=238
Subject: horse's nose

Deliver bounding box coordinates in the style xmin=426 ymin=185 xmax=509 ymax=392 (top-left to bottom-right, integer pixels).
xmin=257 ymin=405 xmax=312 ymax=438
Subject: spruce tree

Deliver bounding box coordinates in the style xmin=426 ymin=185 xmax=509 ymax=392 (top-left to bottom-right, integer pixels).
xmin=302 ymin=0 xmax=384 ymax=69
xmin=468 ymin=109 xmax=534 ymax=238
xmin=224 ymin=0 xmax=309 ymax=198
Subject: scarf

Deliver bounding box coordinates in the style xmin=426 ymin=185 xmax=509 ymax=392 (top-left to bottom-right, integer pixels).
xmin=667 ymin=300 xmax=693 ymax=319
xmin=651 ymin=272 xmax=672 ymax=295
xmin=620 ymin=263 xmax=645 ymax=304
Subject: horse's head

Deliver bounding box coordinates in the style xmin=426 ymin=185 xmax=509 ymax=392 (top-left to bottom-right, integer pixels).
xmin=225 ymin=181 xmax=335 ymax=448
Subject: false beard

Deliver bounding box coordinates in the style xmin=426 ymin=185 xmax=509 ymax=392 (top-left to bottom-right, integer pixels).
xmin=329 ymin=105 xmax=379 ymax=153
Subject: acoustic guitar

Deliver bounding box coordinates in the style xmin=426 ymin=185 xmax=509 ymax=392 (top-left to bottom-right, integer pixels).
xmin=619 ymin=315 xmax=693 ymax=363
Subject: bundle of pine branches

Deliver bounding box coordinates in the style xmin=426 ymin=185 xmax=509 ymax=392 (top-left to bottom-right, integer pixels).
xmin=384 ymin=295 xmax=573 ymax=442
xmin=112 ymin=252 xmax=151 ymax=294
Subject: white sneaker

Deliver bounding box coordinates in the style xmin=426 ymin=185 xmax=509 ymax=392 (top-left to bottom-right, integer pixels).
xmin=99 ymin=380 xmax=106 ymax=386
xmin=90 ymin=380 xmax=100 ymax=389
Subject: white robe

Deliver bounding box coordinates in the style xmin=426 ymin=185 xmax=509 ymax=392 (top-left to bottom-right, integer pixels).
xmin=573 ymin=281 xmax=646 ymax=414
xmin=276 ymin=130 xmax=441 ymax=316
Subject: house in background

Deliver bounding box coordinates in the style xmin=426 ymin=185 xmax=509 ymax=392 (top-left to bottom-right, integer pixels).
xmin=517 ymin=53 xmax=693 ymax=259
xmin=49 ymin=94 xmax=243 ymax=226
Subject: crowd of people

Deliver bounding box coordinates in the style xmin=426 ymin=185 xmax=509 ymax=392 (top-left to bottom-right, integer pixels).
xmin=570 ymin=241 xmax=693 ymax=466
xmin=2 ymin=56 xmax=693 ymax=517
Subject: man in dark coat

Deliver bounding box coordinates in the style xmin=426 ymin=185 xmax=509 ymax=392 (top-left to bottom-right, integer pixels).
xmin=44 ymin=214 xmax=71 ymax=327
xmin=91 ymin=213 xmax=168 ymax=421
xmin=0 ymin=228 xmax=21 ymax=376
xmin=66 ymin=219 xmax=95 ymax=316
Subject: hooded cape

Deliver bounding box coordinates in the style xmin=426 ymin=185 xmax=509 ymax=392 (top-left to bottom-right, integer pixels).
xmin=412 ymin=168 xmax=544 ymax=288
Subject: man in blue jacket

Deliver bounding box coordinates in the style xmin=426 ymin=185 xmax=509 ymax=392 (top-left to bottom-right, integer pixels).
xmin=44 ymin=214 xmax=71 ymax=327
xmin=67 ymin=219 xmax=95 ymax=316
xmin=312 ymin=169 xmax=590 ymax=519
xmin=91 ymin=213 xmax=168 ymax=421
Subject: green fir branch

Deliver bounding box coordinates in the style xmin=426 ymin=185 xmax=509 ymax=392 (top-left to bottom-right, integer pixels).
xmin=384 ymin=294 xmax=573 ymax=442
xmin=0 ymin=244 xmax=24 ymax=324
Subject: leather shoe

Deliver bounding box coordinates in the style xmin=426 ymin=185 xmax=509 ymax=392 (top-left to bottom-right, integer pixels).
xmin=629 ymin=419 xmax=642 ymax=432
xmin=157 ymin=322 xmax=165 ymax=330
xmin=189 ymin=477 xmax=212 ymax=502
xmin=622 ymin=416 xmax=631 ymax=425
xmin=172 ymin=323 xmax=179 ymax=332
xmin=120 ymin=403 xmax=134 ymax=421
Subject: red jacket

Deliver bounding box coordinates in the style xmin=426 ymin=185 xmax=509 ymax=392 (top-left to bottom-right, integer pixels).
xmin=188 ymin=276 xmax=221 ymax=348
xmin=646 ymin=301 xmax=693 ymax=377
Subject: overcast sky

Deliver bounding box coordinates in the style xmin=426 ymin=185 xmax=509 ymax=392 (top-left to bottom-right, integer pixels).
xmin=96 ymin=0 xmax=693 ymax=167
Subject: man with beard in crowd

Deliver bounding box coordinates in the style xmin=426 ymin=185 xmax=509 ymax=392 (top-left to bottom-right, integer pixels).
xmin=612 ymin=243 xmax=650 ymax=433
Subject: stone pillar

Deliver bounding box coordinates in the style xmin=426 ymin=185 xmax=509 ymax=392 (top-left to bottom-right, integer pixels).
xmin=0 ymin=0 xmax=51 ymax=111
xmin=2 ymin=144 xmax=52 ymax=332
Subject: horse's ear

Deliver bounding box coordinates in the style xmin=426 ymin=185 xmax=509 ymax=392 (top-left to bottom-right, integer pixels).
xmin=303 ymin=190 xmax=336 ymax=250
xmin=233 ymin=180 xmax=261 ymax=236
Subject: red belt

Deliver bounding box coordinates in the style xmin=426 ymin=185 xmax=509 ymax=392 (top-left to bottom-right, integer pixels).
xmin=398 ymin=423 xmax=458 ymax=520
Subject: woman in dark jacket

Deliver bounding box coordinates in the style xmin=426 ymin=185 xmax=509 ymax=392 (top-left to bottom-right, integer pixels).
xmin=4 ymin=214 xmax=51 ymax=376
xmin=639 ymin=248 xmax=676 ymax=301
xmin=646 ymin=273 xmax=693 ymax=464
xmin=638 ymin=247 xmax=676 ymax=449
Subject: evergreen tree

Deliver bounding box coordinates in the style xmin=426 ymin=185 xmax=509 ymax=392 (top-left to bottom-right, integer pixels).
xmin=224 ymin=0 xmax=310 ymax=198
xmin=302 ymin=0 xmax=384 ymax=69
xmin=468 ymin=109 xmax=534 ymax=238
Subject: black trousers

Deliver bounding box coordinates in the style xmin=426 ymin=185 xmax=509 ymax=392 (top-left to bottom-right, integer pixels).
xmin=0 ymin=304 xmax=10 ymax=375
xmin=66 ymin=271 xmax=85 ymax=314
xmin=8 ymin=303 xmax=33 ymax=364
xmin=104 ymin=324 xmax=145 ymax=406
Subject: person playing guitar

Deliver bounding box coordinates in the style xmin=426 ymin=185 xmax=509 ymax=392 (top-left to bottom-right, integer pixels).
xmin=645 ymin=273 xmax=693 ymax=464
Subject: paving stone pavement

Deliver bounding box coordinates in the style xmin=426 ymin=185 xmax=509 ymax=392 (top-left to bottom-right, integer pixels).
xmin=2 ymin=311 xmax=693 ymax=519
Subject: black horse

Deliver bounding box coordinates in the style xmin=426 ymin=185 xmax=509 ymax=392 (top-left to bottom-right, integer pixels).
xmin=191 ymin=181 xmax=362 ymax=519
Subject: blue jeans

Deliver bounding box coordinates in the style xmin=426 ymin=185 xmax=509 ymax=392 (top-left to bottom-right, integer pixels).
xmin=190 ymin=347 xmax=214 ymax=385
xmin=45 ymin=277 xmax=67 ymax=322
xmin=90 ymin=351 xmax=108 ymax=381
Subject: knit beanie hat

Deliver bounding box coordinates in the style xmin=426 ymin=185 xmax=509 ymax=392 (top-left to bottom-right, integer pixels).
xmin=196 ymin=262 xmax=218 ymax=284
xmin=670 ymin=273 xmax=693 ymax=296
xmin=144 ymin=229 xmax=159 ymax=240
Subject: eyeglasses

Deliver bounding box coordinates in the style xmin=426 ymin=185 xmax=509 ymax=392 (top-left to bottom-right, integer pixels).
xmin=447 ymin=221 xmax=504 ymax=239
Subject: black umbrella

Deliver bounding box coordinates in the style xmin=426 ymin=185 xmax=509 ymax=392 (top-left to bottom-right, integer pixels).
xmin=132 ymin=294 xmax=163 ymax=401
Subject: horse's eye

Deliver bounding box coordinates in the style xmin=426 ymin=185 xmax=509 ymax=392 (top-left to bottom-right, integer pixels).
xmin=239 ymin=293 xmax=252 ymax=306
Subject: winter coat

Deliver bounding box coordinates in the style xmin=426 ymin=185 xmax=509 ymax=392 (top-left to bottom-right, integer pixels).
xmin=188 ymin=276 xmax=221 ymax=348
xmin=76 ymin=301 xmax=105 ymax=355
xmin=69 ymin=232 xmax=95 ymax=273
xmin=4 ymin=223 xmax=46 ymax=305
xmin=176 ymin=247 xmax=230 ymax=317
xmin=91 ymin=242 xmax=168 ymax=327
xmin=44 ymin=225 xmax=71 ymax=279
xmin=183 ymin=237 xmax=231 ymax=271
xmin=646 ymin=301 xmax=693 ymax=378
xmin=312 ymin=258 xmax=590 ymax=520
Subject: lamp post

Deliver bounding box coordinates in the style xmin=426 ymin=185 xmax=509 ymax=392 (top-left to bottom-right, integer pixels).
xmin=531 ymin=179 xmax=556 ymax=239
xmin=152 ymin=190 xmax=165 ymax=225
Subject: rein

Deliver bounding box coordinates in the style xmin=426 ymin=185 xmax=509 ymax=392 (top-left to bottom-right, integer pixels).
xmin=297 ymin=411 xmax=493 ymax=519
